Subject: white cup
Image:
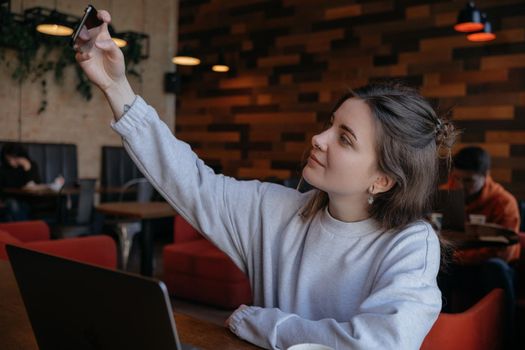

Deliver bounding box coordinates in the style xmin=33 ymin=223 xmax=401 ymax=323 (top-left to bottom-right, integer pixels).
xmin=469 ymin=214 xmax=486 ymax=225
xmin=287 ymin=344 xmax=334 ymax=350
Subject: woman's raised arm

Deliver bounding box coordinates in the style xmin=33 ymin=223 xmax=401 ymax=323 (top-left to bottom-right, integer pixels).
xmin=74 ymin=10 xmax=135 ymax=119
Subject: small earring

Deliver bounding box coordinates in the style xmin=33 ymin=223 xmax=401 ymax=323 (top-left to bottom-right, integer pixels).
xmin=367 ymin=187 xmax=374 ymax=205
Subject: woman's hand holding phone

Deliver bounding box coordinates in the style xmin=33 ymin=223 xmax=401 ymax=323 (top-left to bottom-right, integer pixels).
xmin=74 ymin=9 xmax=135 ymax=119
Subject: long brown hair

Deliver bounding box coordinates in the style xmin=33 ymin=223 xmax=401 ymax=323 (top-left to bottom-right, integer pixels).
xmin=301 ymin=81 xmax=457 ymax=232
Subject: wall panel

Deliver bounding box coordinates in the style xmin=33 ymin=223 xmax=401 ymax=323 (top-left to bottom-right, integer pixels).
xmin=176 ymin=0 xmax=525 ymax=198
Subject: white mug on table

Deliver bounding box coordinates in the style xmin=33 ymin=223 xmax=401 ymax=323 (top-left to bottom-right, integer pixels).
xmin=287 ymin=344 xmax=334 ymax=350
xmin=469 ymin=214 xmax=486 ymax=225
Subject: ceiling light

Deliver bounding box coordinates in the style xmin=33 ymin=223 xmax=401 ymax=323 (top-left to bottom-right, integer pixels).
xmin=467 ymin=14 xmax=496 ymax=42
xmin=454 ymin=2 xmax=483 ymax=33
xmin=172 ymin=55 xmax=200 ymax=66
xmin=172 ymin=46 xmax=200 ymax=66
xmin=212 ymin=64 xmax=229 ymax=72
xmin=35 ymin=10 xmax=74 ymax=36
xmin=211 ymin=52 xmax=229 ymax=72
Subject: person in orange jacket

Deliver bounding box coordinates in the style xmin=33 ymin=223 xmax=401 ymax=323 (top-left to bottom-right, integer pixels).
xmin=445 ymin=146 xmax=520 ymax=232
xmin=440 ymin=147 xmax=520 ymax=348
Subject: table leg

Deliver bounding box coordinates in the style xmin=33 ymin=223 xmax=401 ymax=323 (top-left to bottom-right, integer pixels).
xmin=140 ymin=219 xmax=154 ymax=276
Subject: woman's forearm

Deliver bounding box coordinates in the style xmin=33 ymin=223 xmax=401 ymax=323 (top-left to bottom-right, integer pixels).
xmin=103 ymin=79 xmax=136 ymax=120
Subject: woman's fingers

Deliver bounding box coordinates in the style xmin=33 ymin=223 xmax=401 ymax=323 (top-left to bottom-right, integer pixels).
xmin=78 ymin=26 xmax=90 ymax=41
xmin=95 ymin=39 xmax=121 ymax=60
xmin=95 ymin=39 xmax=115 ymax=51
xmin=97 ymin=10 xmax=112 ymax=24
xmin=75 ymin=51 xmax=91 ymax=62
xmin=99 ymin=21 xmax=110 ymax=38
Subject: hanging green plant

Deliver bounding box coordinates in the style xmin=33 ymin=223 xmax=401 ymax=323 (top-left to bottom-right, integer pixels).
xmin=0 ymin=9 xmax=148 ymax=114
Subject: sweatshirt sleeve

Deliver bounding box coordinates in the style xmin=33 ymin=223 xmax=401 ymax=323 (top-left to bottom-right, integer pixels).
xmin=111 ymin=96 xmax=270 ymax=270
xmin=228 ymin=226 xmax=442 ymax=350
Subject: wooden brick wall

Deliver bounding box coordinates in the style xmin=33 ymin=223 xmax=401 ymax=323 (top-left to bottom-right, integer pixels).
xmin=176 ymin=0 xmax=525 ymax=198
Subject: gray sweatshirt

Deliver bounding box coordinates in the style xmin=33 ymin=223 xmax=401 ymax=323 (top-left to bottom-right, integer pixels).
xmin=112 ymin=96 xmax=442 ymax=350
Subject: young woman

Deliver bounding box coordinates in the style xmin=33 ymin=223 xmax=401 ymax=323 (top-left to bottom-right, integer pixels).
xmin=75 ymin=11 xmax=456 ymax=349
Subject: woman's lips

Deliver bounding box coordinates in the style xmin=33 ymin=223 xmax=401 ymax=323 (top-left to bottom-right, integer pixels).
xmin=309 ymin=153 xmax=325 ymax=167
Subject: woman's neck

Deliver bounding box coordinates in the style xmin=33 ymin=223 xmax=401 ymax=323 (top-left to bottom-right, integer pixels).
xmin=327 ymin=195 xmax=370 ymax=223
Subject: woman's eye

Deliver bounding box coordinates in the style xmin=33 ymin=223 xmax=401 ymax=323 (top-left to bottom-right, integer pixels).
xmin=340 ymin=135 xmax=352 ymax=146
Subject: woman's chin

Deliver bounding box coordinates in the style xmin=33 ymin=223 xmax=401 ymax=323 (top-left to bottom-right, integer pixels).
xmin=302 ymin=168 xmax=318 ymax=189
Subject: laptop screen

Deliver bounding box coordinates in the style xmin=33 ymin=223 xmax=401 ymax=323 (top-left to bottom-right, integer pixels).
xmin=6 ymin=245 xmax=194 ymax=350
xmin=434 ymin=189 xmax=466 ymax=231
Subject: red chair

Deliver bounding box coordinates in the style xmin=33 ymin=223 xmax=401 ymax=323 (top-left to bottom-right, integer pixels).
xmin=421 ymin=288 xmax=504 ymax=350
xmin=0 ymin=220 xmax=117 ymax=269
xmin=162 ymin=216 xmax=252 ymax=309
xmin=516 ymin=232 xmax=525 ymax=343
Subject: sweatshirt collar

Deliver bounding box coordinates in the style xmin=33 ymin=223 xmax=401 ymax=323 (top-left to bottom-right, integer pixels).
xmin=319 ymin=206 xmax=381 ymax=238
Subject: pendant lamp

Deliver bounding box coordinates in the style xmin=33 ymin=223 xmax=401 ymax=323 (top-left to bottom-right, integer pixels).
xmin=172 ymin=46 xmax=200 ymax=66
xmin=454 ymin=2 xmax=483 ymax=33
xmin=35 ymin=9 xmax=73 ymax=36
xmin=467 ymin=13 xmax=496 ymax=42
xmin=212 ymin=52 xmax=229 ymax=72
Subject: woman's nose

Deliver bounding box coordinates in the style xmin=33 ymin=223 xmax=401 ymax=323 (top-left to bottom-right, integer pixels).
xmin=311 ymin=133 xmax=327 ymax=151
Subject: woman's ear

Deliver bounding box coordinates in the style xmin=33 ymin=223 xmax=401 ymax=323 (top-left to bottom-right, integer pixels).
xmin=371 ymin=173 xmax=395 ymax=195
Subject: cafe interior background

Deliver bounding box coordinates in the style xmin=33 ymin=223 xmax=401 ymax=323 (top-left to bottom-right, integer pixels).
xmin=1 ymin=0 xmax=525 ymax=347
xmin=0 ymin=0 xmax=523 ymax=198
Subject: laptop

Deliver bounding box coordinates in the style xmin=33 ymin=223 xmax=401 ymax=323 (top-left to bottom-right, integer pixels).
xmin=6 ymin=245 xmax=198 ymax=350
xmin=434 ymin=189 xmax=466 ymax=231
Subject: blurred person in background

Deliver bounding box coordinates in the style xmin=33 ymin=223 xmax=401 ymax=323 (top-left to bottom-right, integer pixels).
xmin=445 ymin=146 xmax=520 ymax=232
xmin=0 ymin=142 xmax=41 ymax=221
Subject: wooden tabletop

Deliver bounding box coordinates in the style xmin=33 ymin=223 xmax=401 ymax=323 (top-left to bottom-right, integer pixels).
xmin=0 ymin=261 xmax=257 ymax=350
xmin=176 ymin=313 xmax=257 ymax=349
xmin=3 ymin=186 xmax=135 ymax=197
xmin=441 ymin=223 xmax=519 ymax=247
xmin=441 ymin=224 xmax=521 ymax=265
xmin=95 ymin=201 xmax=177 ymax=219
xmin=3 ymin=187 xmax=73 ymax=197
xmin=0 ymin=261 xmax=38 ymax=350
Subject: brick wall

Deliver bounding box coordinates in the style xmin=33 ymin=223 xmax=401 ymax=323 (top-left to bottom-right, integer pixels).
xmin=176 ymin=0 xmax=525 ymax=198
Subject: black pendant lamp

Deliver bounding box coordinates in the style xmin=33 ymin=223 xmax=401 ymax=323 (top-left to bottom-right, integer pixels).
xmin=33 ymin=0 xmax=74 ymax=37
xmin=454 ymin=2 xmax=483 ymax=33
xmin=212 ymin=52 xmax=230 ymax=72
xmin=35 ymin=9 xmax=74 ymax=36
xmin=172 ymin=46 xmax=200 ymax=66
xmin=467 ymin=13 xmax=496 ymax=42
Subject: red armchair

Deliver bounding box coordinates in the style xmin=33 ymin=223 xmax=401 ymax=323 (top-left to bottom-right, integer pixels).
xmin=421 ymin=288 xmax=504 ymax=350
xmin=516 ymin=232 xmax=525 ymax=343
xmin=0 ymin=220 xmax=117 ymax=269
xmin=163 ymin=216 xmax=252 ymax=309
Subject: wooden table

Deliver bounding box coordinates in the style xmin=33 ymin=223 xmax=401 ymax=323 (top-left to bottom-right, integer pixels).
xmin=96 ymin=201 xmax=177 ymax=276
xmin=3 ymin=187 xmax=71 ymax=197
xmin=2 ymin=187 xmax=72 ymax=223
xmin=4 ymin=186 xmax=134 ymax=196
xmin=3 ymin=186 xmax=134 ymax=224
xmin=441 ymin=224 xmax=520 ymax=265
xmin=0 ymin=261 xmax=257 ymax=350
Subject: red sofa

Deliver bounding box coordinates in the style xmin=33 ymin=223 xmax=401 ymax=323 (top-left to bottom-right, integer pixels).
xmin=0 ymin=220 xmax=117 ymax=269
xmin=163 ymin=216 xmax=252 ymax=309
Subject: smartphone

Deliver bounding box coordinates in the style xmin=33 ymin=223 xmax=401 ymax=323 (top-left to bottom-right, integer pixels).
xmin=70 ymin=5 xmax=103 ymax=47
